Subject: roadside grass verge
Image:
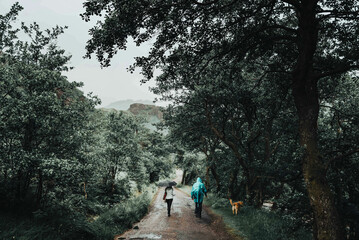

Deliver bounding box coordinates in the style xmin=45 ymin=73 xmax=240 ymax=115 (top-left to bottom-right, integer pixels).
xmin=205 ymin=194 xmax=312 ymax=240
xmin=0 ymin=185 xmax=157 ymax=240
xmin=176 ymin=185 xmax=311 ymax=240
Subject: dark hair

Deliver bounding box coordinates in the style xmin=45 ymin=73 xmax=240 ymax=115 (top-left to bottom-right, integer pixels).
xmin=165 ymin=185 xmax=173 ymax=190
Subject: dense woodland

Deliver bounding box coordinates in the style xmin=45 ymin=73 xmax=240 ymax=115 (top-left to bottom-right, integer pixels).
xmin=82 ymin=0 xmax=359 ymax=240
xmin=0 ymin=4 xmax=173 ymax=239
xmin=1 ymin=1 xmax=359 ymax=240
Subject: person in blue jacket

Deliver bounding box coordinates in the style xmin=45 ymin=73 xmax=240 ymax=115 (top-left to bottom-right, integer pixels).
xmin=191 ymin=177 xmax=207 ymax=218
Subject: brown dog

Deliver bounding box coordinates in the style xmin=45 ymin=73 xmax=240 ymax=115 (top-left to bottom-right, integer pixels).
xmin=229 ymin=199 xmax=244 ymax=215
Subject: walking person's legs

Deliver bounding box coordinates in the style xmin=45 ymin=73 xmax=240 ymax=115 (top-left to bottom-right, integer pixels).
xmin=166 ymin=199 xmax=173 ymax=216
xmin=198 ymin=201 xmax=202 ymax=218
xmin=195 ymin=202 xmax=200 ymax=217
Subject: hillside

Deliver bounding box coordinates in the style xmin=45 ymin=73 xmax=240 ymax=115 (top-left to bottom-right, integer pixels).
xmin=105 ymin=99 xmax=154 ymax=111
xmin=128 ymin=103 xmax=163 ymax=120
xmin=128 ymin=103 xmax=163 ymax=131
xmin=103 ymin=100 xmax=163 ymax=131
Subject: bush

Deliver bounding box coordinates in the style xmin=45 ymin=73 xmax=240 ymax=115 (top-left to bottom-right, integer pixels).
xmin=92 ymin=194 xmax=150 ymax=239
xmin=0 ymin=194 xmax=151 ymax=240
xmin=205 ymin=194 xmax=312 ymax=240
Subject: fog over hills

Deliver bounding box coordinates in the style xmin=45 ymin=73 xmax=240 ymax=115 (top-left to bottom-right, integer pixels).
xmin=103 ymin=100 xmax=164 ymax=132
xmin=104 ymin=99 xmax=155 ymax=111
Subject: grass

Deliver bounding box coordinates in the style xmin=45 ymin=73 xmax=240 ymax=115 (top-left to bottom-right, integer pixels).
xmin=91 ymin=193 xmax=151 ymax=239
xmin=205 ymin=194 xmax=312 ymax=240
xmin=0 ymin=213 xmax=60 ymax=240
xmin=0 ymin=186 xmax=157 ymax=240
xmin=1 ymin=183 xmax=311 ymax=240
xmin=176 ymin=185 xmax=311 ymax=240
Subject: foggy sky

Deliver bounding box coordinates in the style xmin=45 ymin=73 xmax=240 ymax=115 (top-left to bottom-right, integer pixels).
xmin=0 ymin=0 xmax=160 ymax=107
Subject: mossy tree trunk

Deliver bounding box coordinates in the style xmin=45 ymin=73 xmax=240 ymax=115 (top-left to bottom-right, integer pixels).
xmin=292 ymin=2 xmax=345 ymax=239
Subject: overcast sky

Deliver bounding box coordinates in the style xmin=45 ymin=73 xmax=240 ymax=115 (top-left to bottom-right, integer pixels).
xmin=0 ymin=0 xmax=161 ymax=107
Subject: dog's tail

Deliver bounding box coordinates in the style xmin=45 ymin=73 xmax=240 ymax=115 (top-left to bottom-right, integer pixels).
xmin=229 ymin=198 xmax=233 ymax=206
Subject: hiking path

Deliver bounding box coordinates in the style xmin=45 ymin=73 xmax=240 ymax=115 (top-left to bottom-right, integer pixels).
xmin=115 ymin=170 xmax=237 ymax=240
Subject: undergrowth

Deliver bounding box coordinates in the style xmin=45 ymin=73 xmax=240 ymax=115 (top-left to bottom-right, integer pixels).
xmin=0 ymin=193 xmax=151 ymax=240
xmin=175 ymin=185 xmax=312 ymax=240
xmin=205 ymin=194 xmax=312 ymax=240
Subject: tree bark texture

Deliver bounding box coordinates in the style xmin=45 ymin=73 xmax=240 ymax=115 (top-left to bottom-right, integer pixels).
xmin=205 ymin=166 xmax=210 ymax=190
xmin=228 ymin=169 xmax=238 ymax=199
xmin=36 ymin=170 xmax=43 ymax=208
xmin=292 ymin=2 xmax=345 ymax=239
xmin=181 ymin=169 xmax=187 ymax=185
xmin=210 ymin=166 xmax=221 ymax=192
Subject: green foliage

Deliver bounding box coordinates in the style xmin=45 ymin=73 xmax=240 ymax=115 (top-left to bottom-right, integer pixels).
xmin=93 ymin=194 xmax=150 ymax=238
xmin=81 ymin=0 xmax=359 ymax=237
xmin=0 ymin=4 xmax=175 ymax=239
xmin=205 ymin=194 xmax=312 ymax=240
xmin=0 ymin=213 xmax=59 ymax=240
xmin=0 ymin=194 xmax=151 ymax=240
xmin=0 ymin=4 xmax=98 ymax=213
xmin=82 ymin=1 xmax=359 ymax=237
xmin=174 ymin=151 xmax=206 ymax=185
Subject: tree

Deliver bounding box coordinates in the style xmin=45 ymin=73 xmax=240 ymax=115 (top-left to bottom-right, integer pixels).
xmin=1 ymin=4 xmax=177 ymax=238
xmin=139 ymin=131 xmax=174 ymax=182
xmin=318 ymin=75 xmax=359 ymax=239
xmin=162 ymin=67 xmax=306 ymax=206
xmin=82 ymin=1 xmax=359 ymax=239
xmin=0 ymin=3 xmax=99 ymax=211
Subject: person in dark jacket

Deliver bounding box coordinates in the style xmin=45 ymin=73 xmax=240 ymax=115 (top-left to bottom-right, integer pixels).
xmin=191 ymin=177 xmax=207 ymax=218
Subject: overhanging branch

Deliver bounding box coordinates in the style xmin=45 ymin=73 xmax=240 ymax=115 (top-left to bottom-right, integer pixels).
xmin=325 ymin=148 xmax=359 ymax=172
xmin=315 ymin=65 xmax=359 ymax=80
xmin=280 ymin=0 xmax=301 ymax=9
xmin=191 ymin=0 xmax=219 ymax=6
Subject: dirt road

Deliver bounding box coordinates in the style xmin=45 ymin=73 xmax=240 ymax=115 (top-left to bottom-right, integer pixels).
xmin=116 ymin=172 xmax=236 ymax=240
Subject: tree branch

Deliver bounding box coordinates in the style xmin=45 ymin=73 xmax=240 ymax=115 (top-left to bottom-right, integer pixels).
xmin=280 ymin=0 xmax=301 ymax=9
xmin=249 ymin=175 xmax=275 ymax=189
xmin=204 ymin=100 xmax=250 ymax=172
xmin=325 ymin=148 xmax=359 ymax=172
xmin=315 ymin=65 xmax=359 ymax=80
xmin=191 ymin=0 xmax=219 ymax=6
xmin=318 ymin=10 xmax=359 ymax=20
xmin=267 ymin=24 xmax=298 ymax=35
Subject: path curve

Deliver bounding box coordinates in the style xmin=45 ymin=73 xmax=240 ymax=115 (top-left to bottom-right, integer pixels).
xmin=116 ymin=171 xmax=235 ymax=240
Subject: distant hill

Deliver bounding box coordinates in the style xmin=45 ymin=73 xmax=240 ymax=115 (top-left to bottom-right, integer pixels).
xmin=128 ymin=103 xmax=163 ymax=120
xmin=105 ymin=99 xmax=154 ymax=111
xmin=103 ymin=100 xmax=164 ymax=132
xmin=128 ymin=103 xmax=163 ymax=131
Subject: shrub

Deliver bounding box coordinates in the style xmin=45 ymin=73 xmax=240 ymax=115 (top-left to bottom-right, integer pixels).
xmin=0 ymin=194 xmax=151 ymax=240
xmin=205 ymin=195 xmax=312 ymax=240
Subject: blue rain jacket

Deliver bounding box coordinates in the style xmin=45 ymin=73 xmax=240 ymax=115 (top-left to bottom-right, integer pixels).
xmin=191 ymin=177 xmax=207 ymax=203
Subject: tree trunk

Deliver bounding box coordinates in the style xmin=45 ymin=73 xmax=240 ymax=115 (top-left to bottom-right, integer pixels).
xmin=210 ymin=166 xmax=221 ymax=192
xmin=181 ymin=169 xmax=187 ymax=185
xmin=228 ymin=169 xmax=238 ymax=199
xmin=110 ymin=166 xmax=117 ymax=193
xmin=23 ymin=170 xmax=32 ymax=199
xmin=36 ymin=170 xmax=43 ymax=208
xmin=299 ymin=120 xmax=344 ymax=240
xmin=292 ymin=3 xmax=345 ymax=239
xmin=83 ymin=181 xmax=88 ymax=199
xmin=15 ymin=169 xmax=23 ymax=201
xmin=205 ymin=166 xmax=210 ymax=190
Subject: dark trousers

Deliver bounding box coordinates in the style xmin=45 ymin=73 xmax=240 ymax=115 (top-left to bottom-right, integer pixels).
xmin=195 ymin=202 xmax=202 ymax=218
xmin=166 ymin=199 xmax=173 ymax=215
